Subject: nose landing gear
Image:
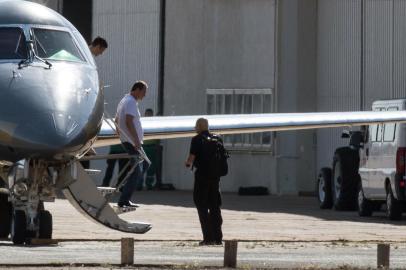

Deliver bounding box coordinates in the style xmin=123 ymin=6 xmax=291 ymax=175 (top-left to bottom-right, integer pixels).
xmin=9 ymin=207 xmax=53 ymax=245
xmin=0 ymin=193 xmax=11 ymax=238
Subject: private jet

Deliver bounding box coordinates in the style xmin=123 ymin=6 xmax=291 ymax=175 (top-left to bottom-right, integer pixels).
xmin=1 ymin=0 xmax=406 ymax=245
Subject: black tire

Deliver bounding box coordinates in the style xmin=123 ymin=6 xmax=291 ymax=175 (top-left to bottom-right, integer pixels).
xmin=317 ymin=168 xmax=333 ymax=209
xmin=332 ymin=147 xmax=359 ymax=211
xmin=0 ymin=194 xmax=11 ymax=238
xmin=11 ymin=210 xmax=26 ymax=244
xmin=357 ymin=181 xmax=373 ymax=217
xmin=386 ymin=185 xmax=402 ymax=220
xmin=38 ymin=210 xmax=52 ymax=239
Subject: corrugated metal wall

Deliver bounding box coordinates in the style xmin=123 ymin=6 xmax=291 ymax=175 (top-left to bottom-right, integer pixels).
xmin=363 ymin=0 xmax=406 ymax=105
xmin=363 ymin=0 xmax=393 ymax=107
xmin=163 ymin=0 xmax=277 ymax=192
xmin=393 ymin=0 xmax=406 ymax=98
xmin=316 ymin=0 xmax=406 ymax=173
xmin=92 ymin=0 xmax=160 ymax=116
xmin=316 ymin=0 xmax=361 ymax=170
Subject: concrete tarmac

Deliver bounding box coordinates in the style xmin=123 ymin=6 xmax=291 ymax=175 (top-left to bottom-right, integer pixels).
xmin=2 ymin=190 xmax=406 ymax=268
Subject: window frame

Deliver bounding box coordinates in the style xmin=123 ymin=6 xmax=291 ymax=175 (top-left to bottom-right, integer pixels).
xmin=206 ymin=88 xmax=273 ymax=152
xmin=370 ymin=107 xmax=384 ymax=143
xmin=383 ymin=107 xmax=398 ymax=142
xmin=30 ymin=26 xmax=86 ymax=63
xmin=0 ymin=26 xmax=28 ymax=60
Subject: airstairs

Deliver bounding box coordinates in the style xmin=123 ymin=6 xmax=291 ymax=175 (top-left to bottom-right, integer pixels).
xmin=59 ymin=157 xmax=151 ymax=234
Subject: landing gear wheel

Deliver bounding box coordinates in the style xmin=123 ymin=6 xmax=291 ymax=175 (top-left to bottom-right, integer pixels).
xmin=386 ymin=186 xmax=402 ymax=220
xmin=332 ymin=147 xmax=359 ymax=211
xmin=38 ymin=210 xmax=52 ymax=239
xmin=317 ymin=168 xmax=333 ymax=209
xmin=357 ymin=181 xmax=373 ymax=217
xmin=11 ymin=210 xmax=26 ymax=244
xmin=0 ymin=194 xmax=11 ymax=238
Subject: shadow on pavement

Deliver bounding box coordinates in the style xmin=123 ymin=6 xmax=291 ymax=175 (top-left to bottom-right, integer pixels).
xmin=128 ymin=190 xmax=406 ymax=226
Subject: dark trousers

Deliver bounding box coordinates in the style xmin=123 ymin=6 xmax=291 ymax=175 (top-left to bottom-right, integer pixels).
xmin=118 ymin=142 xmax=144 ymax=205
xmin=193 ymin=173 xmax=223 ymax=242
xmin=101 ymin=158 xmax=130 ymax=187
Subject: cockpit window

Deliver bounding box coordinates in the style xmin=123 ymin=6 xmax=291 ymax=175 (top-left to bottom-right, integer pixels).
xmin=32 ymin=28 xmax=85 ymax=63
xmin=0 ymin=28 xmax=27 ymax=59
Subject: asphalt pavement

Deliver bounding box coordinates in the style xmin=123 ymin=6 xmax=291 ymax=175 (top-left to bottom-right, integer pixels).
xmin=1 ymin=190 xmax=406 ymax=269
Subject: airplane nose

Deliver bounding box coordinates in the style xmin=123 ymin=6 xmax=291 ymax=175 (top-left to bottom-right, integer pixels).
xmin=14 ymin=112 xmax=82 ymax=153
xmin=52 ymin=112 xmax=80 ymax=138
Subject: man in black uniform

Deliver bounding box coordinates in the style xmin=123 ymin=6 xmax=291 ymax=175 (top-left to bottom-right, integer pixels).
xmin=185 ymin=118 xmax=223 ymax=246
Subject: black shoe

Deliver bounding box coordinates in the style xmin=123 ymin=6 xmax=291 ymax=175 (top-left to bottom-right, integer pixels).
xmin=118 ymin=201 xmax=140 ymax=208
xmin=213 ymin=240 xmax=222 ymax=245
xmin=198 ymin=240 xmax=213 ymax=246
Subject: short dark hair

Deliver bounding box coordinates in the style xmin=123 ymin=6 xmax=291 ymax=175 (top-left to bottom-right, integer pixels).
xmin=91 ymin=36 xmax=108 ymax=48
xmin=145 ymin=108 xmax=154 ymax=114
xmin=131 ymin=81 xmax=148 ymax=92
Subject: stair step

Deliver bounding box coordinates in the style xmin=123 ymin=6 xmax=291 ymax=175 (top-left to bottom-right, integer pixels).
xmin=113 ymin=205 xmax=138 ymax=215
xmin=97 ymin=187 xmax=117 ymax=196
xmin=84 ymin=169 xmax=102 ymax=175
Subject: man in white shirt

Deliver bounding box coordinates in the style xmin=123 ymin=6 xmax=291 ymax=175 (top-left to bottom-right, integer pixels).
xmin=115 ymin=81 xmax=148 ymax=207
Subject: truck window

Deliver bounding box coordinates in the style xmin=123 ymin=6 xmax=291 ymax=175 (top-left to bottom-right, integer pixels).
xmin=383 ymin=107 xmax=398 ymax=142
xmin=370 ymin=125 xmax=378 ymax=142
xmin=377 ymin=124 xmax=383 ymax=142
xmin=375 ymin=108 xmax=384 ymax=142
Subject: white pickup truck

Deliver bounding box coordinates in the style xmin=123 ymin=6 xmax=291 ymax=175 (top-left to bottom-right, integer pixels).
xmin=317 ymin=99 xmax=406 ymax=220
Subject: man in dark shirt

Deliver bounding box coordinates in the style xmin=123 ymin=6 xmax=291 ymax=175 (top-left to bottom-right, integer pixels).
xmin=185 ymin=118 xmax=223 ymax=246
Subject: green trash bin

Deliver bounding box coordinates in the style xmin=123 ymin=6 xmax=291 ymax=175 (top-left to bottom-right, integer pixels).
xmin=143 ymin=139 xmax=160 ymax=189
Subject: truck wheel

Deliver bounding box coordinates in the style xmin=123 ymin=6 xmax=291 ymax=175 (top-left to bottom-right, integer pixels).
xmin=332 ymin=147 xmax=359 ymax=211
xmin=0 ymin=193 xmax=11 ymax=238
xmin=317 ymin=168 xmax=333 ymax=209
xmin=357 ymin=181 xmax=373 ymax=217
xmin=386 ymin=186 xmax=402 ymax=220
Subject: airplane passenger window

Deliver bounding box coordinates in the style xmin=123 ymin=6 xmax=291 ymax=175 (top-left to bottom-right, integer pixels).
xmin=32 ymin=28 xmax=85 ymax=63
xmin=0 ymin=28 xmax=27 ymax=59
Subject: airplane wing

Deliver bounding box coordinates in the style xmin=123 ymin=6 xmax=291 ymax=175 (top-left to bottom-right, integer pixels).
xmin=77 ymin=110 xmax=406 ymax=235
xmin=94 ymin=110 xmax=406 ymax=147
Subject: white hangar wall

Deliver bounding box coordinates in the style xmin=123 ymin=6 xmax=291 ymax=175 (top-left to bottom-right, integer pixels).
xmin=90 ymin=0 xmax=161 ymax=184
xmin=316 ymin=0 xmax=406 ymax=174
xmin=316 ymin=0 xmax=362 ymax=173
xmin=92 ymin=0 xmax=161 ymax=117
xmin=162 ymin=0 xmax=278 ymax=192
xmin=276 ymin=0 xmax=317 ymax=194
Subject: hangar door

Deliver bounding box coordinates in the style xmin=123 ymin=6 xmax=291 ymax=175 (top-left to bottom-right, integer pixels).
xmin=92 ymin=0 xmax=161 ymax=116
xmin=316 ymin=0 xmax=362 ymax=172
